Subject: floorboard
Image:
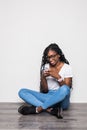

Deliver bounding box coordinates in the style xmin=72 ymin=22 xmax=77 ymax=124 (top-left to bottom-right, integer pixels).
xmin=0 ymin=103 xmax=87 ymax=130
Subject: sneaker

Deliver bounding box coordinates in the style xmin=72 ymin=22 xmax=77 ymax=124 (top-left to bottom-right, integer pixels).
xmin=57 ymin=106 xmax=63 ymax=119
xmin=18 ymin=105 xmax=36 ymax=115
xmin=49 ymin=107 xmax=63 ymax=119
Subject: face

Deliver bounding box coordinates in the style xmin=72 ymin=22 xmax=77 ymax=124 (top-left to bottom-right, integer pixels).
xmin=47 ymin=50 xmax=60 ymax=66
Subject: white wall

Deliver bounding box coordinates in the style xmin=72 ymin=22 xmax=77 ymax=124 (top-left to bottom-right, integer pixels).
xmin=0 ymin=0 xmax=87 ymax=102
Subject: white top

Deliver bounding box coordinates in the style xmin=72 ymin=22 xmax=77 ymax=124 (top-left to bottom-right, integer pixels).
xmin=42 ymin=63 xmax=73 ymax=90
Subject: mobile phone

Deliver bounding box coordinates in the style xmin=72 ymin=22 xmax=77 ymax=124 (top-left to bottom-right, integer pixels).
xmin=43 ymin=64 xmax=49 ymax=72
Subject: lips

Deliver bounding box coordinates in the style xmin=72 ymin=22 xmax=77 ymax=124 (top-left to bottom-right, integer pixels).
xmin=50 ymin=61 xmax=55 ymax=65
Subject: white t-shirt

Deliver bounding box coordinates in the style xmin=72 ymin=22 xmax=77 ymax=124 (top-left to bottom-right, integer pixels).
xmin=42 ymin=63 xmax=73 ymax=90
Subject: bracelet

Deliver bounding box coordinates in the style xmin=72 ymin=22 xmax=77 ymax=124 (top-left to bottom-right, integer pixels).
xmin=58 ymin=77 xmax=63 ymax=82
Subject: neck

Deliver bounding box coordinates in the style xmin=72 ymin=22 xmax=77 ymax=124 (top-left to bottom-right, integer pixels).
xmin=55 ymin=61 xmax=62 ymax=67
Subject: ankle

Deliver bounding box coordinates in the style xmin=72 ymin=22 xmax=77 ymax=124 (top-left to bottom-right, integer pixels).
xmin=46 ymin=108 xmax=53 ymax=113
xmin=36 ymin=106 xmax=43 ymax=113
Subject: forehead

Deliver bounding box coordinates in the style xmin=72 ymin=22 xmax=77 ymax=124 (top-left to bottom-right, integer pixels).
xmin=47 ymin=50 xmax=57 ymax=56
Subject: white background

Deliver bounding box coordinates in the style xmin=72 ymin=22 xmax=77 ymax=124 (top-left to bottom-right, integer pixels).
xmin=0 ymin=0 xmax=87 ymax=102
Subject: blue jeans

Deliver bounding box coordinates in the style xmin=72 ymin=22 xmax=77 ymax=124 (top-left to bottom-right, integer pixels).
xmin=18 ymin=85 xmax=71 ymax=110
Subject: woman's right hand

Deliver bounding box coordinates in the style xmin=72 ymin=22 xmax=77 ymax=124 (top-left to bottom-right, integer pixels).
xmin=42 ymin=69 xmax=50 ymax=77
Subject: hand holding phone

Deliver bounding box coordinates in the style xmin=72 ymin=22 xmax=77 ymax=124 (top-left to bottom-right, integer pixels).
xmin=43 ymin=64 xmax=50 ymax=77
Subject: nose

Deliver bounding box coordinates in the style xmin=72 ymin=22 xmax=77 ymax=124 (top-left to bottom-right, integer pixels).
xmin=49 ymin=58 xmax=54 ymax=62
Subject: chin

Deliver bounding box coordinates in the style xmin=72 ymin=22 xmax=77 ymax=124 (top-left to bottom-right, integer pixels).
xmin=50 ymin=63 xmax=56 ymax=66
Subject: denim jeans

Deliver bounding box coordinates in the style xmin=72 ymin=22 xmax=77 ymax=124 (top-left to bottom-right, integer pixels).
xmin=18 ymin=85 xmax=71 ymax=109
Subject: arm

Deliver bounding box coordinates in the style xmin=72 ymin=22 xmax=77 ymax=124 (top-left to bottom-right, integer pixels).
xmin=45 ymin=68 xmax=72 ymax=88
xmin=50 ymin=71 xmax=72 ymax=87
xmin=57 ymin=77 xmax=72 ymax=88
xmin=40 ymin=72 xmax=48 ymax=93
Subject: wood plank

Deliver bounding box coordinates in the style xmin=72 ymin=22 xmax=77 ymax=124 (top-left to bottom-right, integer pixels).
xmin=0 ymin=103 xmax=87 ymax=130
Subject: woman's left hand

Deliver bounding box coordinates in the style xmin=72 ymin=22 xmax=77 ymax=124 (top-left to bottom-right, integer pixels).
xmin=45 ymin=68 xmax=59 ymax=79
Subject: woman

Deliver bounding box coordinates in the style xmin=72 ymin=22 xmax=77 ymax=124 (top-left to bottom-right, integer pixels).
xmin=18 ymin=43 xmax=73 ymax=119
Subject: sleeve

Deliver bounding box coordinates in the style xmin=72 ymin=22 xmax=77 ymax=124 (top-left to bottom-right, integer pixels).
xmin=64 ymin=65 xmax=73 ymax=78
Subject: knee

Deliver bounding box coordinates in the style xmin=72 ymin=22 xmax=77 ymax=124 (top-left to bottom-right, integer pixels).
xmin=60 ymin=85 xmax=70 ymax=95
xmin=18 ymin=88 xmax=27 ymax=98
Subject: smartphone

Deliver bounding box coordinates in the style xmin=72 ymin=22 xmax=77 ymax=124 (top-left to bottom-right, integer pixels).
xmin=43 ymin=64 xmax=49 ymax=72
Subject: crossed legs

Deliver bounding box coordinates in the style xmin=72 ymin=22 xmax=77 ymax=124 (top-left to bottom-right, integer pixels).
xmin=18 ymin=85 xmax=71 ymax=112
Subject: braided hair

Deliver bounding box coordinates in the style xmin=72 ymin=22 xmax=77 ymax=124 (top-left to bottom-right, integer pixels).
xmin=41 ymin=43 xmax=69 ymax=67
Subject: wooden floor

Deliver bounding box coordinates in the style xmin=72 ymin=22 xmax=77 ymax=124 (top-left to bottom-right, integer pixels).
xmin=0 ymin=103 xmax=87 ymax=130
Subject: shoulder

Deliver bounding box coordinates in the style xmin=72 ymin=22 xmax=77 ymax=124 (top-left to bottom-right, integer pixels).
xmin=63 ymin=63 xmax=73 ymax=74
xmin=63 ymin=63 xmax=72 ymax=70
xmin=60 ymin=63 xmax=73 ymax=78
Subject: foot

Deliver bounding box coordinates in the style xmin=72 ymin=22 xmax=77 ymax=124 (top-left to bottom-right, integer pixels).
xmin=57 ymin=107 xmax=63 ymax=119
xmin=36 ymin=106 xmax=43 ymax=113
xmin=47 ymin=107 xmax=63 ymax=119
xmin=18 ymin=105 xmax=36 ymax=115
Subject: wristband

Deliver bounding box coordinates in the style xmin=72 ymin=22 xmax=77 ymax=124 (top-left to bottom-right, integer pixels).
xmin=58 ymin=77 xmax=63 ymax=82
